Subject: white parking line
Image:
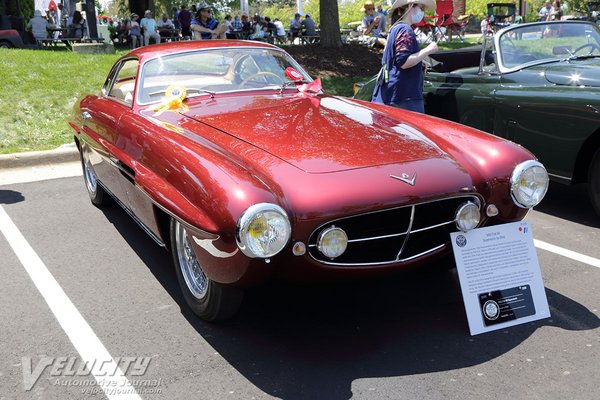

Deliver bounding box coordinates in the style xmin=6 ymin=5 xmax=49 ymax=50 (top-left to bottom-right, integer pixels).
xmin=0 ymin=205 xmax=142 ymax=400
xmin=535 ymin=239 xmax=600 ymax=269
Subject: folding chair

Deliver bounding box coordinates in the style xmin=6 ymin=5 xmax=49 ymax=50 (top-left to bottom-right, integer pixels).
xmin=412 ymin=15 xmax=436 ymax=44
xmin=433 ymin=0 xmax=458 ymax=42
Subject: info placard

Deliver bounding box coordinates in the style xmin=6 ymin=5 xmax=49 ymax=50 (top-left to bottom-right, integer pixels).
xmin=450 ymin=221 xmax=550 ymax=335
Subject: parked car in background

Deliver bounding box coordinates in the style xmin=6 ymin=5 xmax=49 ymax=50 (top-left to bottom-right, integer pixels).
xmin=0 ymin=29 xmax=24 ymax=48
xmin=355 ymin=20 xmax=600 ymax=215
xmin=69 ymin=40 xmax=548 ymax=321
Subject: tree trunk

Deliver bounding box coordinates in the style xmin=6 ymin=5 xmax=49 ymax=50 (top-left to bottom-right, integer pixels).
xmin=319 ymin=0 xmax=342 ymax=48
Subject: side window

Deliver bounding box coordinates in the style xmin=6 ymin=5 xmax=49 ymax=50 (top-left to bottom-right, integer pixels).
xmin=108 ymin=59 xmax=139 ymax=105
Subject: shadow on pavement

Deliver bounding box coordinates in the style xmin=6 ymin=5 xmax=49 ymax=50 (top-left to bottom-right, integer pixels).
xmin=0 ymin=189 xmax=25 ymax=205
xmin=534 ymin=182 xmax=599 ymax=227
xmin=102 ymin=203 xmax=600 ymax=400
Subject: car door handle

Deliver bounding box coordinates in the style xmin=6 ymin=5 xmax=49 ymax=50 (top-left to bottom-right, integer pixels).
xmin=82 ymin=111 xmax=92 ymax=121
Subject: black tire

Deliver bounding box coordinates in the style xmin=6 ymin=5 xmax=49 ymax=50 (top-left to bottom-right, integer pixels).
xmin=0 ymin=41 xmax=12 ymax=49
xmin=589 ymin=148 xmax=600 ymax=216
xmin=80 ymin=146 xmax=107 ymax=207
xmin=170 ymin=218 xmax=243 ymax=321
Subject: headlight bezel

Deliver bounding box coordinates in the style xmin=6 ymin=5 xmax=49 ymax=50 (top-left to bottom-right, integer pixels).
xmin=510 ymin=160 xmax=549 ymax=208
xmin=236 ymin=203 xmax=291 ymax=258
xmin=317 ymin=226 xmax=348 ymax=259
xmin=455 ymin=201 xmax=481 ymax=232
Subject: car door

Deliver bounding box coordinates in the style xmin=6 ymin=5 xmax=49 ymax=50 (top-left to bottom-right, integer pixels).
xmin=424 ymin=69 xmax=501 ymax=133
xmin=79 ymin=58 xmax=139 ymax=207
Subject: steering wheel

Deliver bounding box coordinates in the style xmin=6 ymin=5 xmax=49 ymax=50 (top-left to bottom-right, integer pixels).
xmin=573 ymin=43 xmax=600 ymax=56
xmin=239 ymin=72 xmax=284 ymax=89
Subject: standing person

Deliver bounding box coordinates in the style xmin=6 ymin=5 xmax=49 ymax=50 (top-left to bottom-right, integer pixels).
xmin=178 ymin=4 xmax=192 ymax=39
xmin=140 ymin=10 xmax=161 ymax=45
xmin=190 ymin=3 xmax=228 ymax=40
xmin=548 ymin=0 xmax=562 ymax=20
xmin=371 ymin=0 xmax=438 ymax=113
xmin=538 ymin=1 xmax=552 ymax=21
xmin=27 ymin=10 xmax=49 ymax=41
xmin=172 ymin=6 xmax=181 ymax=30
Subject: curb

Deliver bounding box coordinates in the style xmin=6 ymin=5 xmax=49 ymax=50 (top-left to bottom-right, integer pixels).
xmin=0 ymin=143 xmax=79 ymax=170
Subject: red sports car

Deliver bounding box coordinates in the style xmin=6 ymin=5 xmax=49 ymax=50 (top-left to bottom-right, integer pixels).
xmin=68 ymin=40 xmax=549 ymax=321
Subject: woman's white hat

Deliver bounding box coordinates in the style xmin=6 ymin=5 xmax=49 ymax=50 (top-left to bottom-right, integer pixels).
xmin=390 ymin=0 xmax=436 ymax=11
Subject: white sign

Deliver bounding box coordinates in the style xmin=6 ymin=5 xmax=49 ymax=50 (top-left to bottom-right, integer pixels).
xmin=451 ymin=221 xmax=550 ymax=336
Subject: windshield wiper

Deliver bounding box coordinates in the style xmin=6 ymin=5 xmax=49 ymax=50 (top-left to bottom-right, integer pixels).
xmin=186 ymin=88 xmax=217 ymax=99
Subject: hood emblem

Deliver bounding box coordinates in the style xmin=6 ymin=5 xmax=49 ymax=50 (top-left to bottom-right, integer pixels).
xmin=390 ymin=173 xmax=417 ymax=186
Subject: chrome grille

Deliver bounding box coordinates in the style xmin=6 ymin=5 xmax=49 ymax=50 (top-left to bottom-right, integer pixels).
xmin=308 ymin=196 xmax=480 ymax=266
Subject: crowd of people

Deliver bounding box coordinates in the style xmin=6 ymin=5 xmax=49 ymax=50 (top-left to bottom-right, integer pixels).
xmin=26 ymin=2 xmax=322 ymax=48
xmin=26 ymin=3 xmax=90 ymax=42
xmin=103 ymin=3 xmax=321 ymax=48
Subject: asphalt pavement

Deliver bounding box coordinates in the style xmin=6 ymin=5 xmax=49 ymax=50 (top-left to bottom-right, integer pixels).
xmin=0 ymin=148 xmax=599 ymax=400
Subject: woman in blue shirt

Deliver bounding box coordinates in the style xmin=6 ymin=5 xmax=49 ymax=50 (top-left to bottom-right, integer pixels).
xmin=372 ymin=0 xmax=438 ymax=113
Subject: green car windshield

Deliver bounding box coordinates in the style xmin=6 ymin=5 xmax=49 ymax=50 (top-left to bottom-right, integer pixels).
xmin=499 ymin=22 xmax=600 ymax=69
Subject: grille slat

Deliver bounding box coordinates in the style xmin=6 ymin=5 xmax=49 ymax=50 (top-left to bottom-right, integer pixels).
xmin=308 ymin=196 xmax=479 ymax=266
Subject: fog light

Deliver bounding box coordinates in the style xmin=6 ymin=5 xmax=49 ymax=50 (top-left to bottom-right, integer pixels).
xmin=317 ymin=226 xmax=348 ymax=259
xmin=455 ymin=202 xmax=481 ymax=232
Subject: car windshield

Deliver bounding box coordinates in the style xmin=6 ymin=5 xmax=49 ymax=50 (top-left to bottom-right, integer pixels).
xmin=137 ymin=47 xmax=312 ymax=105
xmin=498 ymin=22 xmax=600 ymax=69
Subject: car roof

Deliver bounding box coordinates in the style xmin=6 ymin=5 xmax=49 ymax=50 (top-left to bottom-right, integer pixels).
xmin=125 ymin=40 xmax=280 ymax=63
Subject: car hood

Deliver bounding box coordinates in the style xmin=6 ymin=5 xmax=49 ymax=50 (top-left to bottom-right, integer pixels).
xmin=180 ymin=94 xmax=452 ymax=174
xmin=543 ymin=59 xmax=600 ymax=87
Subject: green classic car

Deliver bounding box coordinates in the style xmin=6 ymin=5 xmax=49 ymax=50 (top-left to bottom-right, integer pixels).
xmin=355 ymin=20 xmax=600 ymax=215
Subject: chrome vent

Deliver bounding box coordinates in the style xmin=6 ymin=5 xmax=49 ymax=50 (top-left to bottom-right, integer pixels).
xmin=308 ymin=196 xmax=480 ymax=266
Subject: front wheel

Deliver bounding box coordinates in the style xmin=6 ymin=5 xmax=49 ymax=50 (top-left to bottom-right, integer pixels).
xmin=80 ymin=146 xmax=107 ymax=207
xmin=170 ymin=219 xmax=243 ymax=321
xmin=589 ymin=148 xmax=600 ymax=216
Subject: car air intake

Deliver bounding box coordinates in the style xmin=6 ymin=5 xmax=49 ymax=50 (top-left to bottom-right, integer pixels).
xmin=307 ymin=195 xmax=480 ymax=266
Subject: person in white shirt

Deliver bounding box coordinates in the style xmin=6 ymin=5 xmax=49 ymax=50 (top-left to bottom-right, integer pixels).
xmin=140 ymin=10 xmax=161 ymax=46
xmin=157 ymin=13 xmax=175 ymax=29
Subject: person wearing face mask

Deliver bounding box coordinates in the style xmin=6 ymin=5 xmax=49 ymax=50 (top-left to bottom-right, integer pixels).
xmin=371 ymin=0 xmax=438 ymax=113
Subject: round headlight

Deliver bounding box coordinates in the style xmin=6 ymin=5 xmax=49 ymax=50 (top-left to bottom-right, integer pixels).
xmin=455 ymin=202 xmax=481 ymax=232
xmin=510 ymin=160 xmax=549 ymax=208
xmin=317 ymin=226 xmax=348 ymax=259
xmin=236 ymin=203 xmax=291 ymax=258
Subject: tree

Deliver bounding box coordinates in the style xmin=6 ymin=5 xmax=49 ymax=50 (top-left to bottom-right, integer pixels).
xmin=320 ymin=0 xmax=342 ymax=47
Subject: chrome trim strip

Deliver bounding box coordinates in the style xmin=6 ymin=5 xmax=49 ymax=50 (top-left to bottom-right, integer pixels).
xmin=410 ymin=219 xmax=454 ymax=234
xmin=313 ymin=244 xmax=447 ymax=267
xmin=395 ymin=205 xmax=415 ymax=259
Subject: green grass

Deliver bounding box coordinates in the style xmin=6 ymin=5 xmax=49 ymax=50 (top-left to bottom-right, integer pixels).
xmin=0 ymin=49 xmax=123 ymax=154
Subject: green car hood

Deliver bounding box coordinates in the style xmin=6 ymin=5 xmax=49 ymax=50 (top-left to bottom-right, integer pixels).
xmin=543 ymin=59 xmax=600 ymax=87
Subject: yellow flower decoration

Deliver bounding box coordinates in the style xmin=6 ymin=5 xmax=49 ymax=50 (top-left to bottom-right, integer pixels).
xmin=151 ymin=85 xmax=189 ymax=116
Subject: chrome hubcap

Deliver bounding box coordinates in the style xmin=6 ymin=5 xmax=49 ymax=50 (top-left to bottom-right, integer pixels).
xmin=84 ymin=159 xmax=97 ymax=194
xmin=175 ymin=221 xmax=208 ymax=299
